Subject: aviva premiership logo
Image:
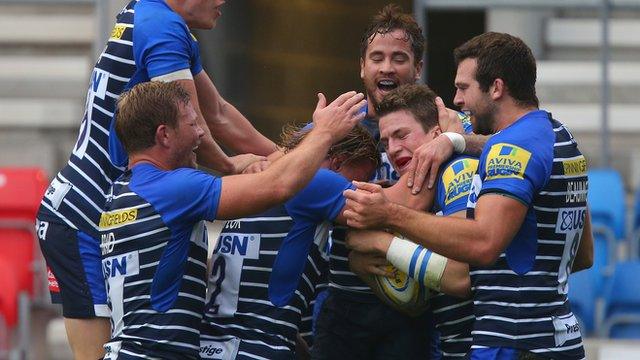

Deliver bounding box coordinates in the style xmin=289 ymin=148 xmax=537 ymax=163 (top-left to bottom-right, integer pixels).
xmin=442 ymin=158 xmax=479 ymax=205
xmin=485 ymin=143 xmax=531 ymax=180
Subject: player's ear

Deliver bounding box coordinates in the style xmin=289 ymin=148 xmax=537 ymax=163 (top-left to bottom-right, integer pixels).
xmin=431 ymin=125 xmax=442 ymax=139
xmin=491 ymin=78 xmax=505 ymax=101
xmin=360 ymin=58 xmax=365 ymax=80
xmin=156 ymin=124 xmax=171 ymax=148
xmin=414 ymin=60 xmax=424 ymax=81
xmin=329 ymin=156 xmax=345 ymax=172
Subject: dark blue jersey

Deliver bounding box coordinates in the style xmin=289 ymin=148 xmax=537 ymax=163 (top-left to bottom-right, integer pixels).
xmin=200 ymin=169 xmax=349 ymax=359
xmin=39 ymin=0 xmax=203 ymax=241
xmin=466 ymin=110 xmax=587 ymax=359
xmin=101 ymin=163 xmax=220 ymax=359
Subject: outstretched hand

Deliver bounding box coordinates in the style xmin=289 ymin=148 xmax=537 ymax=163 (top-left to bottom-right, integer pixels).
xmin=406 ymin=97 xmax=458 ymax=193
xmin=312 ymin=91 xmax=366 ymax=144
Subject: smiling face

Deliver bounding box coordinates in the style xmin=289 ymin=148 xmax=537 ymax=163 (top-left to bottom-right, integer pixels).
xmin=360 ymin=29 xmax=422 ymax=116
xmin=168 ymin=101 xmax=204 ymax=169
xmin=379 ymin=109 xmax=438 ymax=175
xmin=453 ymin=58 xmax=497 ymax=135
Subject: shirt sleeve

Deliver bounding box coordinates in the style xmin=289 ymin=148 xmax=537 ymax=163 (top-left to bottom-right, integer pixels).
xmin=479 ymin=134 xmax=553 ymax=206
xmin=438 ymin=156 xmax=479 ymax=216
xmin=159 ymin=168 xmax=222 ymax=225
xmin=284 ymin=169 xmax=354 ymax=223
xmin=134 ymin=12 xmax=202 ymax=79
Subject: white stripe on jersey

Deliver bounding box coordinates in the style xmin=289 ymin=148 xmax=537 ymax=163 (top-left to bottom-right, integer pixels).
xmin=139 ymin=241 xmax=167 ymax=254
xmin=473 ymin=300 xmax=566 ymax=307
xmin=431 ymin=299 xmax=473 ymax=313
xmin=83 ymin=153 xmax=113 ymax=185
xmin=89 ymin=120 xmax=110 ymax=135
xmin=329 ymin=254 xmax=348 ymax=261
xmin=471 ymin=330 xmax=553 ymax=340
xmin=260 ymin=233 xmax=290 ymax=238
xmin=539 ymin=190 xmax=587 ymax=196
xmin=242 ymin=266 xmax=271 ymax=272
xmin=237 ymin=298 xmax=301 ymax=313
xmin=204 ymin=323 xmax=295 ymax=346
xmin=124 ymin=279 xmax=152 ymax=287
xmin=259 ymin=250 xmax=277 ymax=255
xmin=178 ymin=292 xmax=205 ymax=302
xmin=553 ymin=155 xmax=584 ymax=162
xmin=474 ymin=286 xmax=558 ymax=291
xmin=475 ymin=315 xmax=551 ymax=323
xmin=436 ymin=315 xmax=475 ymax=327
xmin=529 ymin=342 xmax=585 ymax=353
xmin=140 ymin=261 xmax=161 ymax=270
xmin=554 ymin=140 xmax=574 ymax=147
xmin=108 ymin=73 xmax=131 ymax=83
xmin=109 ymin=38 xmax=133 ymax=46
xmin=237 ymin=351 xmax=270 ymax=360
xmin=469 ymin=270 xmax=558 ymax=276
xmin=233 ymin=312 xmax=298 ymax=330
xmin=119 ymin=333 xmax=200 ymax=350
xmin=125 ymin=308 xmax=201 ymax=318
xmin=102 ymin=227 xmax=168 ymax=249
xmin=328 ymin=283 xmax=371 ymax=292
xmin=539 ymin=239 xmax=565 ymax=245
xmin=184 ymin=275 xmax=206 ymax=287
xmin=101 ymin=52 xmax=136 ymax=65
xmin=123 ymin=323 xmax=200 ymax=334
xmin=188 ymin=257 xmax=206 ymax=269
xmin=93 ymin=103 xmax=115 ymax=117
xmin=536 ymin=256 xmax=562 ymax=260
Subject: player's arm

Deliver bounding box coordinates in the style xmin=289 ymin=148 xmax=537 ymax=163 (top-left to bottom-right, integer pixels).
xmin=216 ymin=92 xmax=366 ymax=219
xmin=347 ymin=209 xmax=471 ymax=298
xmin=344 ymin=183 xmax=527 ymax=267
xmin=171 ymin=78 xmax=261 ymax=174
xmin=572 ymin=207 xmax=594 ymax=273
xmin=194 ymin=71 xmax=277 ymax=156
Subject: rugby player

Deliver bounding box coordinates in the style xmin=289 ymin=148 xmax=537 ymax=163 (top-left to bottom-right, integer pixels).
xmin=343 ymin=32 xmax=594 ymax=360
xmin=100 ymin=81 xmax=365 ymax=359
xmin=348 ymin=83 xmax=475 ymax=359
xmin=199 ymin=124 xmax=380 ymax=359
xmin=311 ymin=6 xmax=434 ymax=358
xmin=36 ymin=0 xmax=275 ymax=358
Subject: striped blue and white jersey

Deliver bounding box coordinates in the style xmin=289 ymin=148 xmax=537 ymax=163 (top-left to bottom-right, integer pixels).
xmin=200 ymin=169 xmax=348 ymax=359
xmin=466 ymin=110 xmax=587 ymax=359
xmin=38 ymin=0 xmax=203 ymax=240
xmin=431 ymin=155 xmax=478 ymax=359
xmin=101 ymin=163 xmax=220 ymax=359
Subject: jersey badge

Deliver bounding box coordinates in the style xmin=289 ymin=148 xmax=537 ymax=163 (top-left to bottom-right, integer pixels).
xmin=442 ymin=158 xmax=478 ymax=205
xmin=485 ymin=143 xmax=531 ymax=181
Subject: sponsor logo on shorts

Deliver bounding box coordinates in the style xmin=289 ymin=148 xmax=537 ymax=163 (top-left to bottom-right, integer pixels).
xmin=99 ymin=208 xmax=138 ymax=229
xmin=485 ymin=143 xmax=531 ymax=181
xmin=47 ymin=267 xmax=60 ymax=293
xmin=442 ymin=158 xmax=478 ymax=205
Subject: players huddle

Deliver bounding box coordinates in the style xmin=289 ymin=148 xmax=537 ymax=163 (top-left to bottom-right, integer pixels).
xmin=36 ymin=2 xmax=593 ymax=360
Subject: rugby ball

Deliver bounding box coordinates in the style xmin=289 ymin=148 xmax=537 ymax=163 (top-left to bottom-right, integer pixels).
xmin=370 ymin=264 xmax=431 ymax=316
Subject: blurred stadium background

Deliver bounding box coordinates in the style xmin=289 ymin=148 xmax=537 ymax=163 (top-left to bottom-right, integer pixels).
xmin=0 ymin=0 xmax=639 ymax=358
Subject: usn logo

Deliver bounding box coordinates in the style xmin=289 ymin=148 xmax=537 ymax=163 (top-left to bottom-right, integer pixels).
xmin=214 ymin=233 xmax=260 ymax=260
xmin=555 ymin=207 xmax=587 ymax=234
xmin=485 ymin=143 xmax=531 ymax=181
xmin=102 ymin=251 xmax=140 ymax=279
xmin=443 ymin=158 xmax=479 ymax=205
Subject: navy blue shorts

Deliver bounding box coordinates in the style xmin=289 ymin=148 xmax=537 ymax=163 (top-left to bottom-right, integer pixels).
xmin=36 ymin=218 xmax=108 ymax=318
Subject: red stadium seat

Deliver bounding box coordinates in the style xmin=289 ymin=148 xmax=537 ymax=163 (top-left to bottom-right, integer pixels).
xmin=0 ymin=167 xmax=49 ymax=357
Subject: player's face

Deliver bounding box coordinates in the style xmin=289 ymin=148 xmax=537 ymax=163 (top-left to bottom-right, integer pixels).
xmin=360 ymin=29 xmax=422 ymax=115
xmin=453 ymin=58 xmax=496 ymax=135
xmin=379 ymin=110 xmax=438 ymax=176
xmin=180 ymin=0 xmax=225 ymax=29
xmin=171 ymin=101 xmax=204 ymax=169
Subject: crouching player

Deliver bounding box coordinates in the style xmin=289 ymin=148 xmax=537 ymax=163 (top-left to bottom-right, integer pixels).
xmin=346 ymin=84 xmax=476 ymax=359
xmin=99 ymin=82 xmax=366 ymax=359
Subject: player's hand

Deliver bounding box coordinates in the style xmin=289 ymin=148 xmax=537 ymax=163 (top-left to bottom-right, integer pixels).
xmin=295 ymin=333 xmax=310 ymax=360
xmin=343 ymin=181 xmax=392 ymax=229
xmin=436 ymin=97 xmax=465 ymax=134
xmin=312 ymin=91 xmax=366 ymax=144
xmin=406 ymin=98 xmax=458 ymax=193
xmin=230 ymin=153 xmax=267 ymax=174
xmin=242 ymin=159 xmax=271 ymax=174
xmin=348 ymin=250 xmax=393 ymax=278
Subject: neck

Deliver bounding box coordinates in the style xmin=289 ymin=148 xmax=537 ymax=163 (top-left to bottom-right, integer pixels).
xmin=493 ymin=101 xmax=538 ymax=132
xmin=366 ymin=97 xmax=377 ymax=120
xmin=128 ymin=149 xmax=174 ymax=171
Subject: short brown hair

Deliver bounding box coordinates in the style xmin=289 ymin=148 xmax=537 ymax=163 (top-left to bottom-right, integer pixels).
xmin=280 ymin=123 xmax=381 ymax=170
xmin=377 ymin=83 xmax=439 ymax=131
xmin=454 ymin=32 xmax=539 ymax=108
xmin=115 ymin=81 xmax=191 ymax=154
xmin=360 ymin=4 xmax=425 ymax=63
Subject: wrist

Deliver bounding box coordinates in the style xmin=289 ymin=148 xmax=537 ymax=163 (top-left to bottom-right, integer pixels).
xmin=374 ymin=232 xmax=394 ymax=255
xmin=385 ymin=202 xmax=403 ymax=229
xmin=441 ymin=132 xmax=466 ymax=154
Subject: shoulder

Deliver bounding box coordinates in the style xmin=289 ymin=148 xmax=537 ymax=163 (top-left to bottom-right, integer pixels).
xmin=132 ymin=165 xmax=219 ymax=196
